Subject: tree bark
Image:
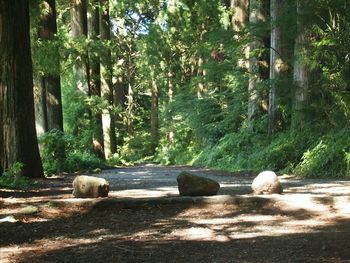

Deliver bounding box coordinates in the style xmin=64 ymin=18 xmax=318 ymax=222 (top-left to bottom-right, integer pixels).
xmin=0 ymin=0 xmax=44 ymax=177
xmin=231 ymin=0 xmax=249 ymax=32
xmin=71 ymin=0 xmax=89 ymax=94
xmin=291 ymin=0 xmax=309 ymax=132
xmin=248 ymin=0 xmax=265 ymax=124
xmin=40 ymin=0 xmax=63 ymax=133
xmin=115 ymin=75 xmax=126 ymax=146
xmin=197 ymin=56 xmax=205 ymax=98
xmin=150 ymin=74 xmax=159 ymax=155
xmin=268 ymin=0 xmax=289 ymax=135
xmin=100 ymin=0 xmax=116 ymax=158
xmin=88 ymin=0 xmax=104 ymax=159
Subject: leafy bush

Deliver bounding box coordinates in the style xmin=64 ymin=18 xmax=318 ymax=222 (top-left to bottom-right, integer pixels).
xmin=194 ymin=128 xmax=316 ymax=174
xmin=63 ymin=151 xmax=105 ymax=172
xmin=39 ymin=130 xmax=106 ymax=175
xmin=118 ymin=132 xmax=154 ymax=164
xmin=294 ymin=129 xmax=350 ymax=177
xmin=38 ymin=129 xmax=66 ymax=174
xmin=0 ymin=162 xmax=33 ymax=189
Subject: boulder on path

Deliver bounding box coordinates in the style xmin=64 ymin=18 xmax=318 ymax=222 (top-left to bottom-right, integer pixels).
xmin=251 ymin=171 xmax=283 ymax=194
xmin=177 ymin=172 xmax=220 ymax=196
xmin=72 ymin=175 xmax=109 ymax=198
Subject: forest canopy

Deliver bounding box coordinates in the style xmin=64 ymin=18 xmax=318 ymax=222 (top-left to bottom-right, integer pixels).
xmin=1 ymin=0 xmax=350 ymax=180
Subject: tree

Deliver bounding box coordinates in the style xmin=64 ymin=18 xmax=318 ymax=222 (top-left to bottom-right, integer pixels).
xmin=268 ymin=0 xmax=289 ymax=135
xmin=150 ymin=69 xmax=159 ymax=155
xmin=71 ymin=0 xmax=89 ymax=94
xmin=231 ymin=0 xmax=249 ymax=33
xmin=291 ymin=0 xmax=309 ymax=132
xmin=0 ymin=0 xmax=44 ymax=178
xmin=100 ymin=0 xmax=116 ymax=158
xmin=247 ymin=0 xmax=266 ymax=124
xmin=87 ymin=0 xmax=105 ymax=159
xmin=38 ymin=0 xmax=63 ymax=133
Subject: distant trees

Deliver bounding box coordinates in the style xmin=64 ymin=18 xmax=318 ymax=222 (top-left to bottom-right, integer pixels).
xmin=35 ymin=0 xmax=63 ymax=135
xmin=0 ymin=0 xmax=44 ymax=178
xmin=1 ymin=0 xmax=350 ymax=178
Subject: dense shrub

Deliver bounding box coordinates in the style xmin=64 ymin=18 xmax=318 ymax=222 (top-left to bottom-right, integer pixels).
xmin=0 ymin=162 xmax=33 ymax=189
xmin=39 ymin=130 xmax=105 ymax=175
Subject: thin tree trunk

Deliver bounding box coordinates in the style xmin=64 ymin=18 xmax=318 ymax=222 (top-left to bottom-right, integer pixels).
xmin=126 ymin=82 xmax=134 ymax=135
xmin=167 ymin=71 xmax=174 ymax=143
xmin=268 ymin=0 xmax=289 ymax=135
xmin=71 ymin=0 xmax=89 ymax=94
xmin=150 ymin=74 xmax=159 ymax=155
xmin=231 ymin=0 xmax=249 ymax=71
xmin=88 ymin=0 xmax=104 ymax=159
xmin=33 ymin=78 xmax=48 ymax=135
xmin=197 ymin=56 xmax=205 ymax=98
xmin=126 ymin=44 xmax=134 ymax=135
xmin=34 ymin=0 xmax=63 ymax=136
xmin=291 ymin=0 xmax=309 ymax=132
xmin=248 ymin=0 xmax=265 ymax=124
xmin=100 ymin=0 xmax=116 ymax=158
xmin=231 ymin=0 xmax=249 ymax=32
xmin=115 ymin=75 xmax=126 ymax=146
xmin=0 ymin=0 xmax=44 ymax=177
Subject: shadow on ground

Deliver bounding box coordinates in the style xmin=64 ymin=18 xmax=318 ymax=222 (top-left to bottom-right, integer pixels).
xmin=1 ymin=166 xmax=350 ymax=262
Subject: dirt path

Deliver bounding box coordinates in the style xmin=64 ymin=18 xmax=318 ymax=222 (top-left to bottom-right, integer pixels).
xmin=1 ymin=165 xmax=350 ymax=262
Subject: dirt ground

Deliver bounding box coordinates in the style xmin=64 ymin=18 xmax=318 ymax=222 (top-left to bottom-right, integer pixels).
xmin=1 ymin=165 xmax=350 ymax=263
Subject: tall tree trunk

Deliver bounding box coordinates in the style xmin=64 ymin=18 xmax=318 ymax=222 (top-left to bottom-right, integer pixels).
xmin=230 ymin=0 xmax=249 ymax=71
xmin=126 ymin=45 xmax=134 ymax=135
xmin=71 ymin=0 xmax=89 ymax=94
xmin=115 ymin=75 xmax=126 ymax=146
xmin=248 ymin=0 xmax=265 ymax=124
xmin=0 ymin=0 xmax=44 ymax=178
xmin=100 ymin=0 xmax=116 ymax=158
xmin=35 ymin=0 xmax=63 ymax=136
xmin=150 ymin=74 xmax=159 ymax=155
xmin=291 ymin=0 xmax=309 ymax=132
xmin=231 ymin=0 xmax=249 ymax=32
xmin=34 ymin=78 xmax=48 ymax=135
xmin=268 ymin=0 xmax=289 ymax=135
xmin=88 ymin=0 xmax=104 ymax=159
xmin=167 ymin=70 xmax=174 ymax=143
xmin=197 ymin=56 xmax=205 ymax=98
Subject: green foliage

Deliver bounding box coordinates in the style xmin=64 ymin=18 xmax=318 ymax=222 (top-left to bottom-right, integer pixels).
xmin=294 ymin=129 xmax=350 ymax=177
xmin=39 ymin=130 xmax=105 ymax=175
xmin=0 ymin=162 xmax=33 ymax=189
xmin=119 ymin=132 xmax=154 ymax=164
xmin=194 ymin=128 xmax=316 ymax=174
xmin=38 ymin=129 xmax=66 ymax=174
xmin=28 ymin=0 xmax=350 ymax=178
xmin=156 ymin=120 xmax=196 ymax=165
xmin=63 ymin=150 xmax=105 ymax=172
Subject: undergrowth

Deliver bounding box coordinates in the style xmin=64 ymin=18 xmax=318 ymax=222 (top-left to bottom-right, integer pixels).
xmin=191 ymin=127 xmax=350 ymax=178
xmin=39 ymin=129 xmax=106 ymax=175
xmin=0 ymin=162 xmax=34 ymax=189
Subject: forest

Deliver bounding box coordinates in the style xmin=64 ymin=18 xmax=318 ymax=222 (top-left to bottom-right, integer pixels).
xmin=1 ymin=0 xmax=350 ymax=184
xmin=2 ymin=1 xmax=350 ymax=262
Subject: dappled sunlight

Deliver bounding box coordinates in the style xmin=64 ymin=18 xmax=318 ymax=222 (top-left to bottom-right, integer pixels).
xmin=2 ymin=167 xmax=350 ymax=262
xmin=284 ymin=182 xmax=350 ymax=195
xmin=125 ymin=196 xmax=350 ymax=243
xmin=110 ymin=187 xmax=179 ymax=198
xmin=1 ymin=237 xmax=97 ymax=263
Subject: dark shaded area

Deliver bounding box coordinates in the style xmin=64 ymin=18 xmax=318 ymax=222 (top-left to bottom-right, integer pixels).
xmin=1 ymin=202 xmax=349 ymax=263
xmin=2 ymin=166 xmax=350 ymax=262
